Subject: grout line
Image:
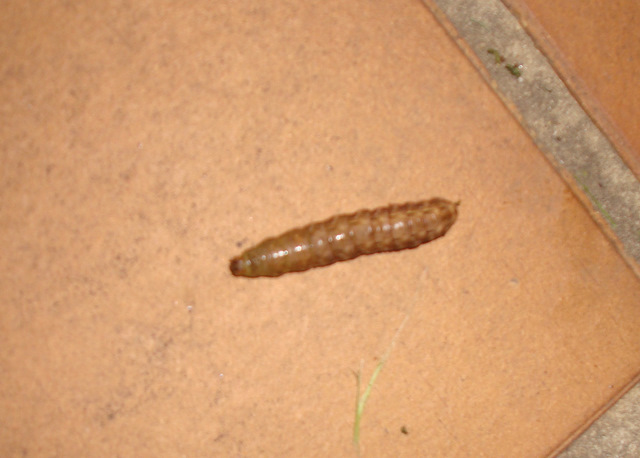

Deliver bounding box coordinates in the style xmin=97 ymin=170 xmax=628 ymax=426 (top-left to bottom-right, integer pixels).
xmin=500 ymin=0 xmax=640 ymax=180
xmin=420 ymin=0 xmax=640 ymax=279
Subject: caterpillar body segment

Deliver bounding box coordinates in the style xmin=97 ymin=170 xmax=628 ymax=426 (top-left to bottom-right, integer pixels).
xmin=230 ymin=198 xmax=459 ymax=278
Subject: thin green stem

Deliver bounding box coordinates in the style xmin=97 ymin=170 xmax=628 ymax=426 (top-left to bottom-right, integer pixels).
xmin=352 ymin=268 xmax=427 ymax=453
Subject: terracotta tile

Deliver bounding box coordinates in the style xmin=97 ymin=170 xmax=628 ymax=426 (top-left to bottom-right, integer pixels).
xmin=1 ymin=1 xmax=639 ymax=456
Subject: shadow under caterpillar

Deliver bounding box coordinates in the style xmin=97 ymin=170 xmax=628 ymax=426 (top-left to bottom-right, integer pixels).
xmin=230 ymin=197 xmax=459 ymax=278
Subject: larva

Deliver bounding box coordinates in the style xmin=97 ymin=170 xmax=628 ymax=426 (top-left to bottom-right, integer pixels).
xmin=230 ymin=198 xmax=459 ymax=278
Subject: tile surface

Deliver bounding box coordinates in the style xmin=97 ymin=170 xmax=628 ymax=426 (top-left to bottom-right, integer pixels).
xmin=1 ymin=0 xmax=639 ymax=456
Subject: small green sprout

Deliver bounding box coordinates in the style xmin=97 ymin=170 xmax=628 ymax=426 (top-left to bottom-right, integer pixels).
xmin=505 ymin=63 xmax=523 ymax=77
xmin=487 ymin=48 xmax=505 ymax=64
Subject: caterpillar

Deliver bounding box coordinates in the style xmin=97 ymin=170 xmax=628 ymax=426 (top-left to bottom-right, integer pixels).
xmin=230 ymin=197 xmax=459 ymax=278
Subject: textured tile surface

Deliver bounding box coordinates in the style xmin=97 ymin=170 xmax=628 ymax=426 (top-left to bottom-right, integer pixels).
xmin=1 ymin=1 xmax=639 ymax=456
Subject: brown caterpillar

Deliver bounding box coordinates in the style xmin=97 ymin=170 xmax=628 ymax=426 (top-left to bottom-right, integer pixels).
xmin=230 ymin=197 xmax=459 ymax=278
